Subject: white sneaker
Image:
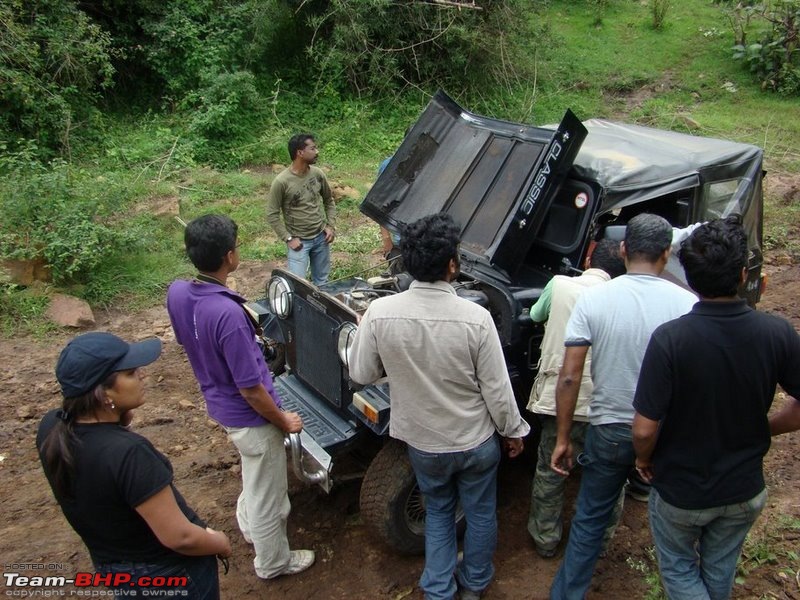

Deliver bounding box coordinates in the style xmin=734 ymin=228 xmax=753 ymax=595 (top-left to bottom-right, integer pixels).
xmin=259 ymin=550 xmax=315 ymax=579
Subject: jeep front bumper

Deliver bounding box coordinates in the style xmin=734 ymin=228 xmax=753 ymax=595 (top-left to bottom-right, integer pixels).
xmin=284 ymin=431 xmax=333 ymax=493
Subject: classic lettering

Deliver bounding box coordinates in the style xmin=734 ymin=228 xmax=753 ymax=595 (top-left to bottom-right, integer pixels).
xmin=520 ymin=140 xmax=563 ymax=217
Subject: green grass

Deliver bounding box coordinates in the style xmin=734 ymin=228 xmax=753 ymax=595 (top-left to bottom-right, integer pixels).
xmin=735 ymin=515 xmax=800 ymax=594
xmin=336 ymin=223 xmax=382 ymax=256
xmin=524 ymin=0 xmax=800 ymax=171
xmin=626 ymin=546 xmax=666 ymax=600
xmin=737 ymin=525 xmax=779 ymax=584
xmin=0 ymin=284 xmax=58 ymax=338
xmin=81 ymin=250 xmax=192 ymax=310
xmin=329 ymin=254 xmax=383 ymax=284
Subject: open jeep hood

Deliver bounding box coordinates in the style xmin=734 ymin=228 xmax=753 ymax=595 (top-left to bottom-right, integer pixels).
xmin=361 ymin=91 xmax=587 ymax=279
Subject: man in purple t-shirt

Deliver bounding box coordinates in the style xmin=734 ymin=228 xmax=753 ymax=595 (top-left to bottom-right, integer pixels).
xmin=167 ymin=214 xmax=314 ymax=579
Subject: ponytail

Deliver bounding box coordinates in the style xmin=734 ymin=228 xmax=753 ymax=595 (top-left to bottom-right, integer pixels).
xmin=39 ymin=373 xmax=118 ymax=499
xmin=40 ymin=412 xmax=78 ymax=498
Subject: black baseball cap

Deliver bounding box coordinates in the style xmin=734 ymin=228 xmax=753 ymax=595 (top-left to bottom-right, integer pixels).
xmin=56 ymin=332 xmax=162 ymax=398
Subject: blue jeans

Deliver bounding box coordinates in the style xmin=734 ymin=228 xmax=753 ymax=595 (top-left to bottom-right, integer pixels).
xmin=287 ymin=230 xmax=330 ymax=285
xmin=95 ymin=554 xmax=219 ymax=599
xmin=408 ymin=436 xmax=501 ymax=600
xmin=649 ymin=487 xmax=767 ymax=600
xmin=550 ymin=423 xmax=634 ymax=600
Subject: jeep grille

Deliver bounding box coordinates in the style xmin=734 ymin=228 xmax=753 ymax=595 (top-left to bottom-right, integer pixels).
xmin=294 ymin=296 xmax=344 ymax=407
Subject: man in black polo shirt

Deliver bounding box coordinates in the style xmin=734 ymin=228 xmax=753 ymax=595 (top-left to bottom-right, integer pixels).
xmin=632 ymin=216 xmax=800 ymax=600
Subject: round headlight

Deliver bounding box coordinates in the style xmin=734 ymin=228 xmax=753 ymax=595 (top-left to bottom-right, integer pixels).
xmin=337 ymin=322 xmax=358 ymax=367
xmin=268 ymin=276 xmax=292 ymax=318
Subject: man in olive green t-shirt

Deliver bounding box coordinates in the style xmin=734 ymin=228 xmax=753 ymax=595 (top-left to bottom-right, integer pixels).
xmin=266 ymin=133 xmax=336 ymax=285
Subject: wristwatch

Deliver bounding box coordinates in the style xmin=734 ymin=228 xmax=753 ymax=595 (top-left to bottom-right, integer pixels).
xmin=286 ymin=235 xmax=293 ymax=242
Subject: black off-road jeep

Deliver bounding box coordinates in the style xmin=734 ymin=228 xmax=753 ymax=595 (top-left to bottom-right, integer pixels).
xmin=253 ymin=90 xmax=765 ymax=554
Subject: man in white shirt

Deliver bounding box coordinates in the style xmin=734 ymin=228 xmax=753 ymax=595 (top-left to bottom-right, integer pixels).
xmin=349 ymin=213 xmax=530 ymax=600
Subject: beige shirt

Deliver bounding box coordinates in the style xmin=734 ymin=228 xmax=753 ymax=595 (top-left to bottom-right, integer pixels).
xmin=349 ymin=280 xmax=530 ymax=453
xmin=527 ymin=268 xmax=611 ymax=420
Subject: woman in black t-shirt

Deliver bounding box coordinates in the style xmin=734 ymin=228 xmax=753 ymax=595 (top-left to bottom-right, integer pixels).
xmin=37 ymin=332 xmax=231 ymax=599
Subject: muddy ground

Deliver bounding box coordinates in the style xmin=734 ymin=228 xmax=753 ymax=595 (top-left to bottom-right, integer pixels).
xmin=1 ymin=258 xmax=799 ymax=599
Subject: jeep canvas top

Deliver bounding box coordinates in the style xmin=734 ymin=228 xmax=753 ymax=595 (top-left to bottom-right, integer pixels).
xmin=569 ymin=119 xmax=764 ymax=304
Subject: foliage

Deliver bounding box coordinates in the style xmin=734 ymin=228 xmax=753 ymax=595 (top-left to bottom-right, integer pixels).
xmin=734 ymin=515 xmax=800 ymax=591
xmin=186 ymin=71 xmax=267 ymax=167
xmin=336 ymin=223 xmax=382 ymax=256
xmin=82 ymin=247 xmax=191 ymax=308
xmin=293 ymin=0 xmax=536 ymax=96
xmin=0 ymin=0 xmax=115 ymax=156
xmin=590 ymin=0 xmax=612 ymax=27
xmin=720 ymin=0 xmax=760 ymax=45
xmin=2 ymin=0 xmax=799 ymax=337
xmin=135 ymin=0 xmax=298 ymax=101
xmin=651 ymin=0 xmax=672 ymax=30
xmin=0 ymin=143 xmax=139 ymax=284
xmin=736 ymin=524 xmax=779 ymax=586
xmin=329 ymin=254 xmax=381 ymax=283
xmin=731 ymin=0 xmax=800 ymax=95
xmin=140 ymin=1 xmax=243 ymax=100
xmin=0 ymin=0 xmax=298 ymax=157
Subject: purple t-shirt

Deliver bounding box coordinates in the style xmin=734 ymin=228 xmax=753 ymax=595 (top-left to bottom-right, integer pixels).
xmin=166 ymin=280 xmax=280 ymax=427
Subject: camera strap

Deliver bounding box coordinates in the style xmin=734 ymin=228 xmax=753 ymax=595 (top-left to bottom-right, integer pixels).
xmin=194 ymin=273 xmax=263 ymax=337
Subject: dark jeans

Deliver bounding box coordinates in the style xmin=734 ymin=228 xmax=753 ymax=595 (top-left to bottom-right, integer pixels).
xmin=95 ymin=554 xmax=219 ymax=599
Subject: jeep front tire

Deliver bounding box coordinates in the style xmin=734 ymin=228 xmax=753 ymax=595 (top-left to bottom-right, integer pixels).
xmin=360 ymin=439 xmax=467 ymax=555
xmin=359 ymin=439 xmax=427 ymax=555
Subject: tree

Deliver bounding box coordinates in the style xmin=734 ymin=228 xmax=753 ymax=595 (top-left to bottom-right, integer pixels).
xmin=292 ymin=0 xmax=533 ymax=96
xmin=0 ymin=0 xmax=115 ymax=156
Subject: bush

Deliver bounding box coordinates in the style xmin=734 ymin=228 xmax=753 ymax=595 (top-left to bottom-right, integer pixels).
xmin=139 ymin=0 xmax=295 ymax=103
xmin=140 ymin=1 xmax=241 ymax=100
xmin=293 ymin=0 xmax=534 ymax=96
xmin=0 ymin=143 xmax=138 ymax=284
xmin=720 ymin=0 xmax=760 ymax=45
xmin=186 ymin=71 xmax=267 ymax=167
xmin=651 ymin=0 xmax=672 ymax=30
xmin=0 ymin=284 xmax=55 ymax=337
xmin=0 ymin=0 xmax=115 ymax=156
xmin=731 ymin=0 xmax=800 ymax=95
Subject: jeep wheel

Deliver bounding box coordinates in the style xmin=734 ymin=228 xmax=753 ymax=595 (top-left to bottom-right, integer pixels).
xmin=359 ymin=439 xmax=465 ymax=555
